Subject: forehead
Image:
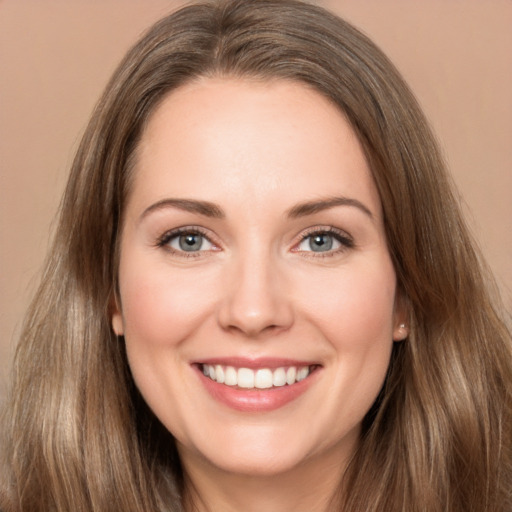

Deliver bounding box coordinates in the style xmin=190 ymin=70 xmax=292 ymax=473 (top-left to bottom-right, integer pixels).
xmin=130 ymin=77 xmax=381 ymax=219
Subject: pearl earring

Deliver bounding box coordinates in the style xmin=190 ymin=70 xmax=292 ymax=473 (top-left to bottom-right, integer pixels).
xmin=394 ymin=323 xmax=408 ymax=341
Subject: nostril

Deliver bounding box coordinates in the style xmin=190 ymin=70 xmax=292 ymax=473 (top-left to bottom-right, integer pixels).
xmin=216 ymin=266 xmax=294 ymax=336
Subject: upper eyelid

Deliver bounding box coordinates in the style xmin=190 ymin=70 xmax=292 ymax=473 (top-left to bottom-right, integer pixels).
xmin=157 ymin=226 xmax=217 ymax=246
xmin=294 ymin=226 xmax=353 ymax=243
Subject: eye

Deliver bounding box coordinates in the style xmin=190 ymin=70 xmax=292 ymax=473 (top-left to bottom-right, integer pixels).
xmin=297 ymin=233 xmax=340 ymax=252
xmin=171 ymin=232 xmax=212 ymax=252
xmin=158 ymin=228 xmax=215 ymax=254
xmin=295 ymin=228 xmax=354 ymax=254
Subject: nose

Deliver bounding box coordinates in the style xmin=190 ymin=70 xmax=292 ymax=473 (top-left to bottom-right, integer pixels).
xmin=217 ymin=252 xmax=294 ymax=338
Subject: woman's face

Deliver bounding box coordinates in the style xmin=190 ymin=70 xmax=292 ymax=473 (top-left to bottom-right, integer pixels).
xmin=112 ymin=78 xmax=407 ymax=478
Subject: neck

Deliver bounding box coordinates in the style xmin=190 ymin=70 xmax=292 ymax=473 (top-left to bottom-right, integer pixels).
xmin=180 ymin=448 xmax=349 ymax=512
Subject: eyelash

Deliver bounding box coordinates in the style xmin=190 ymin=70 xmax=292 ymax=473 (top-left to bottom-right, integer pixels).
xmin=294 ymin=226 xmax=355 ymax=257
xmin=156 ymin=226 xmax=217 ymax=258
xmin=156 ymin=226 xmax=354 ymax=258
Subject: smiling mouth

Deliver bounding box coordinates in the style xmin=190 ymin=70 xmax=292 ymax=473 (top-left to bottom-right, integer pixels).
xmin=199 ymin=364 xmax=317 ymax=390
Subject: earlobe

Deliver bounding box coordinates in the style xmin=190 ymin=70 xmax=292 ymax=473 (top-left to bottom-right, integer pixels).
xmin=110 ymin=295 xmax=124 ymax=336
xmin=392 ymin=289 xmax=409 ymax=341
xmin=112 ymin=311 xmax=124 ymax=336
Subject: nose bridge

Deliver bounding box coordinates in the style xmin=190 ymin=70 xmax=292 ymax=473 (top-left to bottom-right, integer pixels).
xmin=217 ymin=243 xmax=293 ymax=337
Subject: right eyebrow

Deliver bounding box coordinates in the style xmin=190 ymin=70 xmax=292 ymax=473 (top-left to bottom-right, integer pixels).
xmin=286 ymin=196 xmax=374 ymax=220
xmin=139 ymin=198 xmax=225 ymax=222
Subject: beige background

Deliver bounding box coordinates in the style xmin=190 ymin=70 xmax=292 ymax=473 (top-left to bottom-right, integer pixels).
xmin=1 ymin=1 xmax=511 ymax=400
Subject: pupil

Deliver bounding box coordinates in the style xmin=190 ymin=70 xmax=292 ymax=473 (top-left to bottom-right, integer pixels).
xmin=311 ymin=234 xmax=332 ymax=252
xmin=179 ymin=234 xmax=202 ymax=251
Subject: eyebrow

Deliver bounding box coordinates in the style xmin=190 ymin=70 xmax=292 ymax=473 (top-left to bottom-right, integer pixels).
xmin=286 ymin=196 xmax=374 ymax=219
xmin=140 ymin=198 xmax=225 ymax=221
xmin=139 ymin=195 xmax=373 ymax=222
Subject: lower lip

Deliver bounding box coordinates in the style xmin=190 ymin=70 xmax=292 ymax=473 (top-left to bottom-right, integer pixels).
xmin=195 ymin=366 xmax=318 ymax=412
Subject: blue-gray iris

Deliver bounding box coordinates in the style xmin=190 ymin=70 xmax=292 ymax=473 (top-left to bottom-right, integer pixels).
xmin=179 ymin=234 xmax=203 ymax=251
xmin=310 ymin=234 xmax=333 ymax=252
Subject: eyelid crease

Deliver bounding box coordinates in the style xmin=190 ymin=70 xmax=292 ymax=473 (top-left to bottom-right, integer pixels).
xmin=297 ymin=226 xmax=354 ymax=244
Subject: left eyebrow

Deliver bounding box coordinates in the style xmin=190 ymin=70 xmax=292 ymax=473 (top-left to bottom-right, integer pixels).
xmin=286 ymin=196 xmax=374 ymax=220
xmin=139 ymin=198 xmax=226 ymax=221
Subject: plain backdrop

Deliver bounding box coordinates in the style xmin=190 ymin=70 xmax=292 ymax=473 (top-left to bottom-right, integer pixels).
xmin=1 ymin=0 xmax=511 ymax=401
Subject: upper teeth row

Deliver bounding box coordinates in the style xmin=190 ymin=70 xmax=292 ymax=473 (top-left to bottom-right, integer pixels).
xmin=202 ymin=365 xmax=311 ymax=389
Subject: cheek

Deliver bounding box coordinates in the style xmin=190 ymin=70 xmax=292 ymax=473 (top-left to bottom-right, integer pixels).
xmin=118 ymin=259 xmax=221 ymax=431
xmin=118 ymin=260 xmax=219 ymax=349
xmin=297 ymin=260 xmax=397 ymax=345
xmin=299 ymin=262 xmax=397 ymax=424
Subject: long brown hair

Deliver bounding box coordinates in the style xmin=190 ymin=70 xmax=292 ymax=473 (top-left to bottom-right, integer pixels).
xmin=2 ymin=1 xmax=511 ymax=510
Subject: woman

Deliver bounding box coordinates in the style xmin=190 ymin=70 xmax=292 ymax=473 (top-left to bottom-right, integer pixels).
xmin=1 ymin=0 xmax=511 ymax=510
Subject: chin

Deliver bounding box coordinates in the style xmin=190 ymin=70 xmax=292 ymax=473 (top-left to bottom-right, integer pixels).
xmin=176 ymin=421 xmax=356 ymax=480
xmin=199 ymin=447 xmax=311 ymax=478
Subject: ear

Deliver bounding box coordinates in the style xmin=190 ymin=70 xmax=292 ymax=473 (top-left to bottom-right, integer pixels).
xmin=392 ymin=289 xmax=409 ymax=342
xmin=110 ymin=294 xmax=124 ymax=336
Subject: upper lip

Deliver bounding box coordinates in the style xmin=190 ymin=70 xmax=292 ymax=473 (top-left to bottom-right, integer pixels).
xmin=193 ymin=357 xmax=320 ymax=369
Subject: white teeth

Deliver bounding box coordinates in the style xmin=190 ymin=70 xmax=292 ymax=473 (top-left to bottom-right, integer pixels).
xmin=201 ymin=364 xmax=312 ymax=389
xmin=286 ymin=367 xmax=297 ymax=385
xmin=296 ymin=367 xmax=309 ymax=382
xmin=255 ymin=369 xmax=273 ymax=389
xmin=215 ymin=364 xmax=225 ymax=384
xmin=224 ymin=366 xmax=237 ymax=386
xmin=238 ymin=368 xmax=255 ymax=388
xmin=272 ymin=367 xmax=287 ymax=387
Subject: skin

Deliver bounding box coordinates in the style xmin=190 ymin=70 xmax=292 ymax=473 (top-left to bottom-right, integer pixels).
xmin=112 ymin=78 xmax=408 ymax=512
